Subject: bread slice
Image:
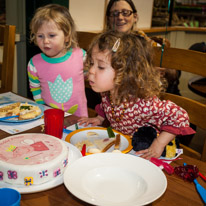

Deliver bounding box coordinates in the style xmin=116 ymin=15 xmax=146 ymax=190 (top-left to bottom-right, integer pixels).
xmin=94 ymin=138 xmax=116 ymax=152
xmin=0 ymin=102 xmax=21 ymax=117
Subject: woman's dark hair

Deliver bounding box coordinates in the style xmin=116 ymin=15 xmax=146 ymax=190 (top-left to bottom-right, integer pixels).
xmin=106 ymin=0 xmax=137 ymax=17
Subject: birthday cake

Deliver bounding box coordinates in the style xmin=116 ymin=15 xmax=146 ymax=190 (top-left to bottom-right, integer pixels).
xmin=0 ymin=133 xmax=68 ymax=186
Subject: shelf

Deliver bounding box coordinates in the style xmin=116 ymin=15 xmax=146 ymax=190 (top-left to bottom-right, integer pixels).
xmin=152 ymin=0 xmax=206 ymax=27
xmin=176 ymin=12 xmax=206 ymax=18
xmin=175 ymin=4 xmax=206 ymax=8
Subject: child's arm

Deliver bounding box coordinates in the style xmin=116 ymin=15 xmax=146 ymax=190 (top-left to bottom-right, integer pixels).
xmin=135 ymin=131 xmax=176 ymax=159
xmin=27 ymin=59 xmax=45 ymax=104
xmin=78 ymin=115 xmax=105 ymax=126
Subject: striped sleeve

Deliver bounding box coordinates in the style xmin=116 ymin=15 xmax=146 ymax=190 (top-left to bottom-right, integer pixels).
xmin=27 ymin=58 xmax=45 ymax=104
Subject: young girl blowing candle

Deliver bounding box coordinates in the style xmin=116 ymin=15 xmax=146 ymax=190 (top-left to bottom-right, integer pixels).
xmin=79 ymin=31 xmax=195 ymax=159
xmin=28 ymin=4 xmax=88 ymax=117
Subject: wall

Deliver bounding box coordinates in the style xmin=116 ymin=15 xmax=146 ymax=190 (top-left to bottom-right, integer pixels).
xmin=69 ymin=0 xmax=154 ymax=31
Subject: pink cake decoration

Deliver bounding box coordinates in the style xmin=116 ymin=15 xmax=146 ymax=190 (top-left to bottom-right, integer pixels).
xmin=0 ymin=134 xmax=62 ymax=165
xmin=0 ymin=133 xmax=68 ymax=186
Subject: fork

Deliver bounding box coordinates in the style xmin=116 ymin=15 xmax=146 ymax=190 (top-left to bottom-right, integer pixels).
xmin=0 ymin=115 xmax=19 ymax=120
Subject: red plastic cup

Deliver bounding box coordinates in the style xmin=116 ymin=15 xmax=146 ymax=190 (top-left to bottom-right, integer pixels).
xmin=44 ymin=109 xmax=64 ymax=139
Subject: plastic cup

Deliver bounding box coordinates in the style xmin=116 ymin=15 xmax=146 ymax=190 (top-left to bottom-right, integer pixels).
xmin=44 ymin=108 xmax=64 ymax=139
xmin=0 ymin=188 xmax=21 ymax=206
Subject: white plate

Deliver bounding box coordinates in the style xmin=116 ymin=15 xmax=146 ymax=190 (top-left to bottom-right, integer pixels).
xmin=64 ymin=153 xmax=167 ymax=206
xmin=65 ymin=127 xmax=132 ymax=154
xmin=0 ymin=102 xmax=44 ymax=123
xmin=0 ymin=142 xmax=82 ymax=194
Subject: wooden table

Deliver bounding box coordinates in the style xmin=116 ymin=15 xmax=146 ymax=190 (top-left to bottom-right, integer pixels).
xmin=188 ymin=76 xmax=206 ymax=97
xmin=1 ymin=115 xmax=206 ymax=206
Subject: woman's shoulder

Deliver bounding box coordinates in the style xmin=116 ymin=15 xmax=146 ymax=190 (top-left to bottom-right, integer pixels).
xmin=133 ymin=30 xmax=159 ymax=47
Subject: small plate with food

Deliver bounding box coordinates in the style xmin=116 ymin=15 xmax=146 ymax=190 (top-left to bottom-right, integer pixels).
xmin=65 ymin=127 xmax=132 ymax=154
xmin=0 ymin=102 xmax=44 ymax=122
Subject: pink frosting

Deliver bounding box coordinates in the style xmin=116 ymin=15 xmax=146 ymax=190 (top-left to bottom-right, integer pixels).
xmin=0 ymin=134 xmax=62 ymax=165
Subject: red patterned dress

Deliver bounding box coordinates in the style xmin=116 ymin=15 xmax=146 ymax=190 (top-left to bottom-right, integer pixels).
xmin=95 ymin=94 xmax=195 ymax=136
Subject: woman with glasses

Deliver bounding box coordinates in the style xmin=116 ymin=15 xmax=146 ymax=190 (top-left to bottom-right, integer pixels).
xmin=105 ymin=0 xmax=137 ymax=34
xmin=104 ymin=0 xmax=180 ymax=95
xmin=105 ymin=0 xmax=159 ymax=47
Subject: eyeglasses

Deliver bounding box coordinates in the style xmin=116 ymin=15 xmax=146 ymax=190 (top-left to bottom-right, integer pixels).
xmin=109 ymin=9 xmax=134 ymax=17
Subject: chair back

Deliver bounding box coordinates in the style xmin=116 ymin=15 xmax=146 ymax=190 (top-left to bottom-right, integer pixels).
xmin=153 ymin=47 xmax=206 ymax=161
xmin=77 ymin=31 xmax=99 ymax=51
xmin=0 ymin=24 xmax=16 ymax=93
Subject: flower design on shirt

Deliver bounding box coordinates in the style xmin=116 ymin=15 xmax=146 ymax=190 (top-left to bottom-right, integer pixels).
xmin=48 ymin=75 xmax=74 ymax=111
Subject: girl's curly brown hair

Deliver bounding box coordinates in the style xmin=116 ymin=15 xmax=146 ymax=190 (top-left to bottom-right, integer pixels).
xmin=30 ymin=4 xmax=78 ymax=49
xmin=85 ymin=30 xmax=162 ymax=105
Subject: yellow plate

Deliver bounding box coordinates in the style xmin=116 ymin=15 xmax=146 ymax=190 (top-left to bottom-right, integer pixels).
xmin=65 ymin=127 xmax=132 ymax=154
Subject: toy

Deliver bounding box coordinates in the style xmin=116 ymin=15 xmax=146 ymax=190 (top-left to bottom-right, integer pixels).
xmin=132 ymin=126 xmax=179 ymax=158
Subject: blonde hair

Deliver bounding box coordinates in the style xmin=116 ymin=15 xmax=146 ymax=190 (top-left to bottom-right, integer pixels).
xmin=85 ymin=31 xmax=162 ymax=105
xmin=30 ymin=4 xmax=78 ymax=49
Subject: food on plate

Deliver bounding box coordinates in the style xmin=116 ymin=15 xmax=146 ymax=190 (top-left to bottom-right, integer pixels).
xmin=107 ymin=126 xmax=115 ymax=138
xmin=75 ymin=137 xmax=116 ymax=153
xmin=74 ymin=130 xmax=123 ymax=154
xmin=87 ymin=148 xmax=101 ymax=154
xmin=93 ymin=138 xmax=116 ymax=151
xmin=87 ymin=139 xmax=116 ymax=154
xmin=0 ymin=133 xmax=68 ymax=186
xmin=0 ymin=102 xmax=21 ymax=117
xmin=19 ymin=103 xmax=41 ymax=120
xmin=101 ymin=139 xmax=116 ymax=152
xmin=114 ymin=134 xmax=121 ymax=150
xmin=75 ymin=140 xmax=95 ymax=151
xmin=0 ymin=102 xmax=42 ymax=120
xmin=86 ymin=131 xmax=99 ymax=138
xmin=112 ymin=149 xmax=122 ymax=153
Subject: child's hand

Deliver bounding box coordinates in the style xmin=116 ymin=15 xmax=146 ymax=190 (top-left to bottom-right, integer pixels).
xmin=135 ymin=131 xmax=176 ymax=160
xmin=78 ymin=115 xmax=104 ymax=127
xmin=135 ymin=138 xmax=165 ymax=160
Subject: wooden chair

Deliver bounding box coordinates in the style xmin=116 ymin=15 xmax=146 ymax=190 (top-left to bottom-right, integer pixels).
xmin=77 ymin=31 xmax=99 ymax=51
xmin=153 ymin=47 xmax=206 ymax=161
xmin=0 ymin=24 xmax=16 ymax=93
